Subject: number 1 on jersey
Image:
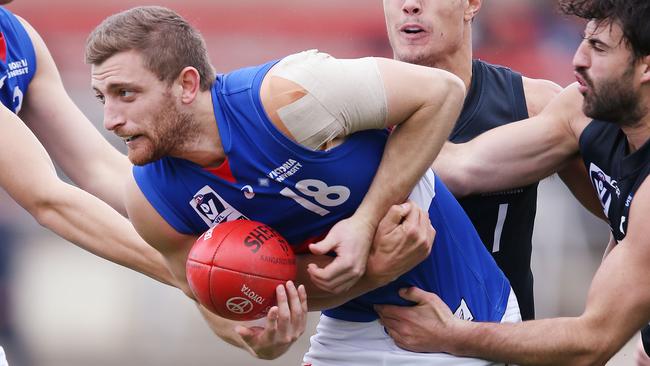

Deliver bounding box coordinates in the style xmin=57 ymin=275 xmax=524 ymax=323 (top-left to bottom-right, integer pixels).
xmin=492 ymin=203 xmax=509 ymax=253
xmin=280 ymin=179 xmax=351 ymax=216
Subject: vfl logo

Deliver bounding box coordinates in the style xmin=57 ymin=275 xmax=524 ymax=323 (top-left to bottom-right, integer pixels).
xmin=226 ymin=297 xmax=254 ymax=315
xmin=589 ymin=163 xmax=619 ymax=215
xmin=453 ymin=298 xmax=474 ymax=321
xmin=190 ymin=185 xmax=248 ymax=227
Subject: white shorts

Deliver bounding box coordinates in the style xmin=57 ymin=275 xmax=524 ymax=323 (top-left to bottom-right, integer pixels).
xmin=303 ymin=289 xmax=521 ymax=366
xmin=0 ymin=346 xmax=7 ymax=366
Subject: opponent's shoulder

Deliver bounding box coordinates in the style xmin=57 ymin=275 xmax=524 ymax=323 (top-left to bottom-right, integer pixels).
xmin=522 ymin=76 xmax=563 ymax=117
xmin=528 ymin=82 xmax=589 ymax=140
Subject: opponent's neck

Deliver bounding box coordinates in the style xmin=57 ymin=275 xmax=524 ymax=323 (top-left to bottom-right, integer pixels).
xmin=430 ymin=45 xmax=473 ymax=91
xmin=622 ymin=116 xmax=650 ymax=152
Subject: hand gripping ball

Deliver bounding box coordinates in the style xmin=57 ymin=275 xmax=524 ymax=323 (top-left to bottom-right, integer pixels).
xmin=186 ymin=220 xmax=297 ymax=321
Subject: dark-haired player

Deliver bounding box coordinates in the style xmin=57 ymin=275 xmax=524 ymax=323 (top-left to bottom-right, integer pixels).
xmin=377 ymin=0 xmax=650 ymax=364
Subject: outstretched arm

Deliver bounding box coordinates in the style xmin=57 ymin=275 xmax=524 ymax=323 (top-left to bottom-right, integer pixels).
xmin=435 ymin=84 xmax=587 ymax=197
xmin=0 ymin=103 xmax=174 ymax=286
xmin=377 ymin=178 xmax=650 ymax=365
xmin=17 ymin=16 xmax=131 ymax=215
xmin=522 ymin=77 xmax=606 ymax=221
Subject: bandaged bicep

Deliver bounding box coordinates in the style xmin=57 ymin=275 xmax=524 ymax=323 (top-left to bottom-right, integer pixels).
xmin=272 ymin=50 xmax=388 ymax=150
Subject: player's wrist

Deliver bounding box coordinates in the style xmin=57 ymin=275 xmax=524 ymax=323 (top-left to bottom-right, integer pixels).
xmin=443 ymin=318 xmax=476 ymax=355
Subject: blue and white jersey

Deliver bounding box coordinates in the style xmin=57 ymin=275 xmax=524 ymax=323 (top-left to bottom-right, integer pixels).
xmin=134 ymin=58 xmax=511 ymax=323
xmin=0 ymin=7 xmax=36 ymax=113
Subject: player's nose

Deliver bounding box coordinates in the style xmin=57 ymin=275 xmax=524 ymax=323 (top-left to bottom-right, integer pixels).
xmin=572 ymin=40 xmax=590 ymax=70
xmin=103 ymin=101 xmax=126 ymax=131
xmin=402 ymin=0 xmax=422 ymax=15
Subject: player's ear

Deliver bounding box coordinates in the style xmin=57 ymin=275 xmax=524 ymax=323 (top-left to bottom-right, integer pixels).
xmin=178 ymin=66 xmax=201 ymax=104
xmin=464 ymin=0 xmax=481 ymax=22
xmin=639 ymin=54 xmax=650 ymax=84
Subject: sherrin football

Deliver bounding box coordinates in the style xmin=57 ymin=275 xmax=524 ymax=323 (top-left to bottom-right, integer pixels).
xmin=186 ymin=220 xmax=297 ymax=321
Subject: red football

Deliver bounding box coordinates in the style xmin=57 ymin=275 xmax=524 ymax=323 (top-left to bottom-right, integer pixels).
xmin=186 ymin=220 xmax=297 ymax=321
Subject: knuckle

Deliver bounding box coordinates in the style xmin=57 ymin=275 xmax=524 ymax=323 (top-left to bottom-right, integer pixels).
xmin=388 ymin=204 xmax=401 ymax=215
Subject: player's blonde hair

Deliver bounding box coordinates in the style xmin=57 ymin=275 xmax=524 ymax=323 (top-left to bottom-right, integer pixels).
xmin=85 ymin=6 xmax=215 ymax=91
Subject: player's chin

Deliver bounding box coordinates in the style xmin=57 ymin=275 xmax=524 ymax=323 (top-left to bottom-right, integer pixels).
xmin=127 ymin=148 xmax=157 ymax=166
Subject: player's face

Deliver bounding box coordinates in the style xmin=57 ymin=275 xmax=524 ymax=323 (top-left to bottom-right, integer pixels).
xmin=91 ymin=50 xmax=199 ymax=165
xmin=573 ymin=20 xmax=646 ymax=126
xmin=383 ymin=0 xmax=473 ymax=66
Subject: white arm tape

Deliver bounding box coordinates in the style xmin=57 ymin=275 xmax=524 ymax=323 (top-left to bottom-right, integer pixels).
xmin=272 ymin=50 xmax=388 ymax=150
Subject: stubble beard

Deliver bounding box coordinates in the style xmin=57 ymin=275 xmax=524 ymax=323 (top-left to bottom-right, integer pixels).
xmin=582 ymin=65 xmax=646 ymax=127
xmin=394 ymin=47 xmax=438 ymax=68
xmin=129 ymin=101 xmax=199 ymax=166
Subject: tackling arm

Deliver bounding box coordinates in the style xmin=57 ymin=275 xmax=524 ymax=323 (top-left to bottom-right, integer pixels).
xmin=260 ymin=53 xmax=464 ymax=293
xmin=0 ymin=104 xmax=174 ymax=287
xmin=17 ymin=16 xmax=131 ymax=215
xmin=435 ymin=84 xmax=586 ymax=197
xmin=379 ymin=178 xmax=650 ymax=365
xmin=298 ymin=201 xmax=435 ymax=310
xmin=308 ymin=58 xmax=465 ymax=293
xmin=523 ymin=77 xmax=606 ymax=221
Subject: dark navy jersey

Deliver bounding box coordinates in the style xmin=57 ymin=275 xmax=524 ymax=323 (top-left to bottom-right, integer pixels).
xmin=134 ymin=57 xmax=511 ymax=323
xmin=579 ymin=119 xmax=650 ymax=354
xmin=449 ymin=60 xmax=536 ymax=320
xmin=580 ymin=120 xmax=650 ymax=240
xmin=0 ymin=7 xmax=36 ymax=113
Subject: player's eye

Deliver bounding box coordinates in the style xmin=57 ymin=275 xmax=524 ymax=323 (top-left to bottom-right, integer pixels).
xmin=586 ymin=39 xmax=606 ymax=53
xmin=94 ymin=93 xmax=105 ymax=104
xmin=119 ymin=90 xmax=136 ymax=99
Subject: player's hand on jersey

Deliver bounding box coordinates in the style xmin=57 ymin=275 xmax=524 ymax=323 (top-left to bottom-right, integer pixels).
xmin=307 ymin=214 xmax=376 ymax=294
xmin=365 ymin=201 xmax=435 ymax=287
xmin=236 ymin=281 xmax=308 ymax=360
xmin=636 ymin=336 xmax=650 ymax=366
xmin=375 ymin=287 xmax=460 ymax=353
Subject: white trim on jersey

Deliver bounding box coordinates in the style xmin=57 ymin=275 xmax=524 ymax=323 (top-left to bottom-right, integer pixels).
xmin=0 ymin=346 xmax=8 ymax=366
xmin=407 ymin=168 xmax=436 ymax=212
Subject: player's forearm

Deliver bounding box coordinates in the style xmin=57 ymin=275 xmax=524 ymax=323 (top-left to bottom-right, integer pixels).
xmin=31 ymin=182 xmax=175 ymax=287
xmin=72 ymin=150 xmax=132 ymax=217
xmin=307 ymin=276 xmax=378 ymax=310
xmin=355 ymin=76 xmax=464 ymax=226
xmin=446 ymin=317 xmax=610 ymax=365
